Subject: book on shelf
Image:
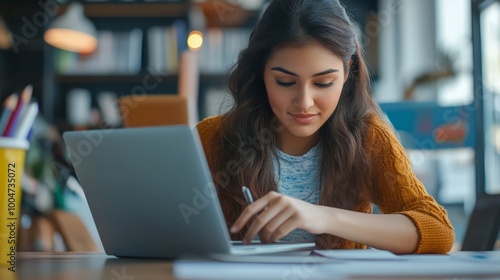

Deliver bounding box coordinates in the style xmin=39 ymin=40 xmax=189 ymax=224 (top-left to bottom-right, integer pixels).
xmin=147 ymin=20 xmax=188 ymax=75
xmin=97 ymin=91 xmax=122 ymax=127
xmin=55 ymin=28 xmax=143 ymax=75
xmin=198 ymin=28 xmax=252 ymax=75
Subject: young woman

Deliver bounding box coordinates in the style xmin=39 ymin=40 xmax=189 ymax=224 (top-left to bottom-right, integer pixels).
xmin=197 ymin=0 xmax=454 ymax=254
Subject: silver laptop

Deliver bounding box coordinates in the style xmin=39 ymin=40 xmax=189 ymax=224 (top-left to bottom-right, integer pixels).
xmin=63 ymin=126 xmax=315 ymax=259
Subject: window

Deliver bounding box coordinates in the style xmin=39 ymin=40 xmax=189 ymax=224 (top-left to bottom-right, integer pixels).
xmin=481 ymin=1 xmax=500 ymax=195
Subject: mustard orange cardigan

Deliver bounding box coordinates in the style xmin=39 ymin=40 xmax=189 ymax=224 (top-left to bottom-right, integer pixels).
xmin=196 ymin=114 xmax=455 ymax=254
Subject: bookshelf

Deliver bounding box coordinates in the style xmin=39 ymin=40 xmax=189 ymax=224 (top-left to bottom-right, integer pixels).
xmin=44 ymin=0 xmax=191 ymax=127
xmin=0 ymin=0 xmax=261 ymax=125
xmin=45 ymin=0 xmax=261 ymax=126
xmin=193 ymin=2 xmax=261 ymax=118
xmin=196 ymin=27 xmax=252 ymax=118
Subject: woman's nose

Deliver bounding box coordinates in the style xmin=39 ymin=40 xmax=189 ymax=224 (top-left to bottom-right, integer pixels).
xmin=293 ymin=86 xmax=314 ymax=111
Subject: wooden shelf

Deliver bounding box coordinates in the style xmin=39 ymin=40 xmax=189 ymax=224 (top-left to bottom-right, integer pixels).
xmin=56 ymin=73 xmax=232 ymax=84
xmin=0 ymin=1 xmax=189 ymax=18
xmin=56 ymin=73 xmax=178 ymax=84
xmin=199 ymin=73 xmax=229 ymax=83
xmin=85 ymin=2 xmax=189 ymax=18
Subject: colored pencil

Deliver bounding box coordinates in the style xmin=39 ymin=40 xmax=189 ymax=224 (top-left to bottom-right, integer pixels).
xmin=3 ymin=84 xmax=32 ymax=137
xmin=0 ymin=93 xmax=18 ymax=134
xmin=13 ymin=102 xmax=38 ymax=140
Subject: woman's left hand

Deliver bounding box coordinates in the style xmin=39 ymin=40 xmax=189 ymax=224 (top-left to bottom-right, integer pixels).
xmin=230 ymin=191 xmax=327 ymax=243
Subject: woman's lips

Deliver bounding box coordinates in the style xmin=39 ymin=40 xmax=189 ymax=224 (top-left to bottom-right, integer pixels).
xmin=290 ymin=113 xmax=317 ymax=124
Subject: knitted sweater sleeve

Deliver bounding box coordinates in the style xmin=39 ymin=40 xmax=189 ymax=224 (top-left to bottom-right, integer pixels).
xmin=366 ymin=115 xmax=455 ymax=254
xmin=196 ymin=115 xmax=223 ymax=170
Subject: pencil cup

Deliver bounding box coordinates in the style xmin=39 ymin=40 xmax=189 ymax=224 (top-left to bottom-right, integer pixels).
xmin=0 ymin=138 xmax=28 ymax=273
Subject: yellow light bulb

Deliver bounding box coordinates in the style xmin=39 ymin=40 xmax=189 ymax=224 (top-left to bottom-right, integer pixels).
xmin=187 ymin=30 xmax=203 ymax=51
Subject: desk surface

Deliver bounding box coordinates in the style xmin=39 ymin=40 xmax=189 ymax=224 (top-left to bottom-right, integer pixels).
xmin=2 ymin=251 xmax=500 ymax=280
xmin=4 ymin=252 xmax=176 ymax=280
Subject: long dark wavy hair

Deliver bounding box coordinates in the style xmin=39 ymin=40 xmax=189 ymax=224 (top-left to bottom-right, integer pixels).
xmin=210 ymin=0 xmax=384 ymax=249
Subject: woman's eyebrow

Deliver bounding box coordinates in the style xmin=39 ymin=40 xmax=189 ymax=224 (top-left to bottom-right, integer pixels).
xmin=312 ymin=69 xmax=339 ymax=77
xmin=270 ymin=67 xmax=339 ymax=77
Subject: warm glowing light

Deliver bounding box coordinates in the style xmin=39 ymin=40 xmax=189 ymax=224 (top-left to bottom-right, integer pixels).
xmin=44 ymin=29 xmax=98 ymax=54
xmin=43 ymin=2 xmax=97 ymax=53
xmin=0 ymin=17 xmax=11 ymax=49
xmin=187 ymin=30 xmax=203 ymax=51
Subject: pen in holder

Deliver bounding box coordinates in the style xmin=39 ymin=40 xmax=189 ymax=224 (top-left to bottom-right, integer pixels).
xmin=0 ymin=138 xmax=29 ymax=272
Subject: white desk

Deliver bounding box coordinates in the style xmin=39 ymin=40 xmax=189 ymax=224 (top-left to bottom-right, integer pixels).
xmin=2 ymin=251 xmax=499 ymax=280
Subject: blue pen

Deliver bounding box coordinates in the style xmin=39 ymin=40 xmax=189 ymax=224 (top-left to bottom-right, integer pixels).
xmin=242 ymin=186 xmax=261 ymax=242
xmin=242 ymin=186 xmax=254 ymax=205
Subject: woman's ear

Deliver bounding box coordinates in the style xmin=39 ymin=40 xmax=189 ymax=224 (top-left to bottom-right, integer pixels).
xmin=344 ymin=60 xmax=353 ymax=83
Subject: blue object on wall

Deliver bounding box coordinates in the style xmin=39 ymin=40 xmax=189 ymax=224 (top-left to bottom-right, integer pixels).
xmin=379 ymin=102 xmax=475 ymax=149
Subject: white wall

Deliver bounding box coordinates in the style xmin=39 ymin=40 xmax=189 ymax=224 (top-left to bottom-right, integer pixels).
xmin=375 ymin=0 xmax=438 ymax=102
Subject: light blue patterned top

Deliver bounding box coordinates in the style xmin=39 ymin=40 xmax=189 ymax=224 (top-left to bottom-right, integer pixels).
xmin=273 ymin=143 xmax=321 ymax=242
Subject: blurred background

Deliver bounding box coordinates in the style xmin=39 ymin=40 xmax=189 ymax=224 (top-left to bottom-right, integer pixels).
xmin=0 ymin=0 xmax=499 ymax=252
